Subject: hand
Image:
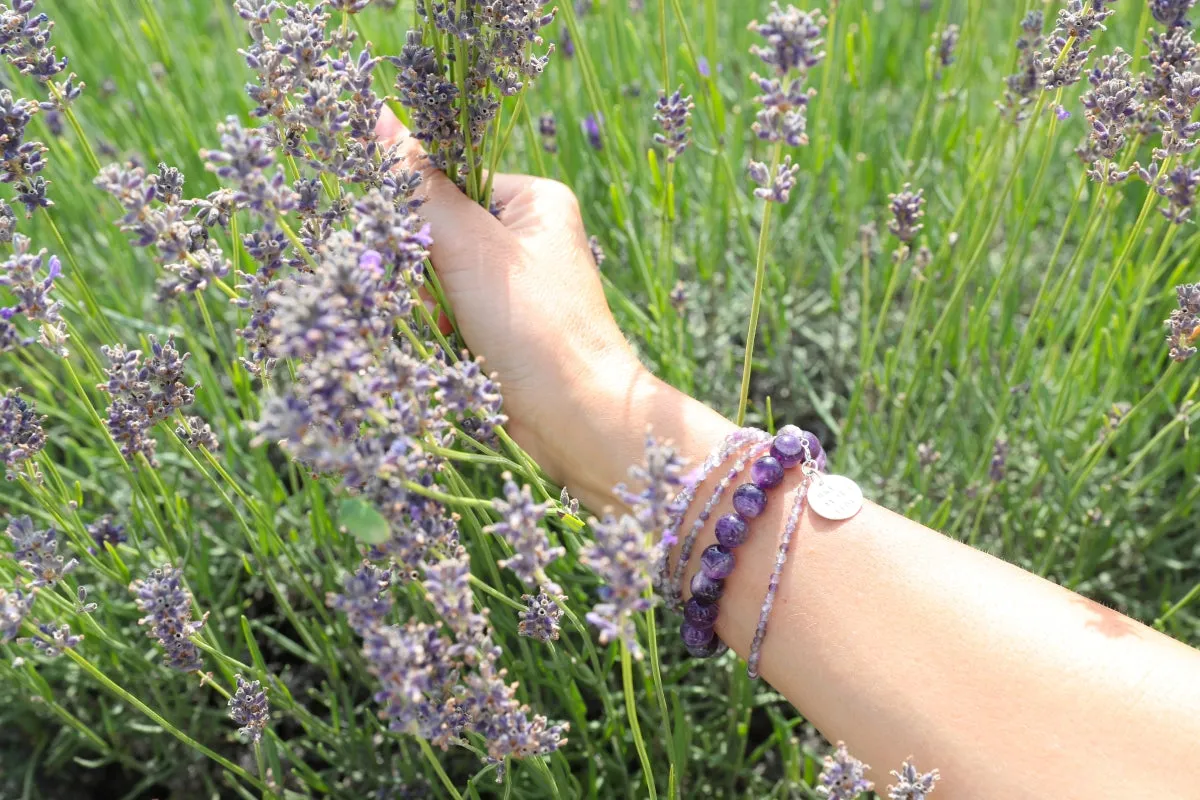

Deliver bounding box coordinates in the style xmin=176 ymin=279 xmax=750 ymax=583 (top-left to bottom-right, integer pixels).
xmin=376 ymin=108 xmax=734 ymax=505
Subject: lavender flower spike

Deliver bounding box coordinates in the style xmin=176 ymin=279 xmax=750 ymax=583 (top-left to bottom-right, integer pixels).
xmin=0 ymin=389 xmax=46 ymax=480
xmin=130 ymin=564 xmax=208 ymax=672
xmin=0 ymin=586 xmax=33 ymax=642
xmin=518 ymin=589 xmax=564 ymax=643
xmin=486 ymin=474 xmax=564 ymax=591
xmin=888 ymin=759 xmax=941 ymax=800
xmin=817 ymin=741 xmax=874 ymax=800
xmin=229 ymin=675 xmax=270 ymax=744
xmin=653 ymin=87 xmax=694 ymax=163
xmin=1166 ymin=282 xmax=1200 ymax=361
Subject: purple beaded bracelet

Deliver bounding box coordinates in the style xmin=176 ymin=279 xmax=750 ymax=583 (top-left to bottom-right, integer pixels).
xmin=677 ymin=425 xmax=824 ymax=660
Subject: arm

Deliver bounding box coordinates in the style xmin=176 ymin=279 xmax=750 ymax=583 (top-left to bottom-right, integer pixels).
xmin=378 ymin=109 xmax=1200 ymax=798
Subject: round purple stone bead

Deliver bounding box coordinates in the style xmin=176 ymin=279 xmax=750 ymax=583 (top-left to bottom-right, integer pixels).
xmin=750 ymin=455 xmax=785 ymax=489
xmin=683 ymin=597 xmax=719 ymax=628
xmin=685 ymin=634 xmax=724 ymax=658
xmin=690 ymin=571 xmax=723 ymax=603
xmin=732 ymin=483 xmax=767 ymax=518
xmin=714 ymin=513 xmax=748 ymax=548
xmin=700 ymin=544 xmax=735 ymax=580
xmin=680 ymin=620 xmax=715 ymax=649
xmin=771 ymin=426 xmax=810 ymax=468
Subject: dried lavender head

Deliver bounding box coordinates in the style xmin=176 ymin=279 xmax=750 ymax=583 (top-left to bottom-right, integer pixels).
xmin=329 ymin=562 xmax=394 ymax=635
xmin=1151 ymin=0 xmax=1197 ymax=29
xmin=748 ymin=3 xmax=827 ymax=77
xmin=86 ymin=514 xmax=126 ymax=553
xmin=0 ymin=233 xmax=67 ymax=356
xmin=1165 ymin=281 xmax=1200 ymax=361
xmin=5 ymin=515 xmax=77 ymax=588
xmin=486 ymin=474 xmax=564 ymax=590
xmin=0 ymin=389 xmax=45 ymax=480
xmin=817 ymin=742 xmax=874 ymax=800
xmin=130 ymin=564 xmax=208 ymax=672
xmin=0 ymin=586 xmax=32 ymax=642
xmin=888 ymin=760 xmax=941 ymax=800
xmin=229 ymin=675 xmax=270 ymax=744
xmin=887 ymin=184 xmax=925 ymax=243
xmin=653 ymin=87 xmax=694 ymax=162
xmin=518 ymin=590 xmax=563 ymax=643
xmin=750 ymin=155 xmax=800 ymax=203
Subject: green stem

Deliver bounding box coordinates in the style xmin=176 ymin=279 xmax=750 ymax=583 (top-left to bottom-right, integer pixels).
xmin=622 ymin=640 xmax=657 ymax=800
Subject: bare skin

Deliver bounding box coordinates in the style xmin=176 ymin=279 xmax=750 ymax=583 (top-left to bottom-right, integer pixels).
xmin=379 ymin=108 xmax=1200 ymax=798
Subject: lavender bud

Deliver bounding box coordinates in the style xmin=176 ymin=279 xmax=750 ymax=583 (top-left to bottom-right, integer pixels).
xmin=887 ymin=184 xmax=925 ymax=243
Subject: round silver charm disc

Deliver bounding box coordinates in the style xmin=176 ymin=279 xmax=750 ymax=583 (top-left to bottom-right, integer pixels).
xmin=807 ymin=474 xmax=864 ymax=521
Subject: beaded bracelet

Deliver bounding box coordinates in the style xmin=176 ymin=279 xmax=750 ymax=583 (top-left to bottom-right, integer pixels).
xmin=675 ymin=425 xmax=825 ymax=659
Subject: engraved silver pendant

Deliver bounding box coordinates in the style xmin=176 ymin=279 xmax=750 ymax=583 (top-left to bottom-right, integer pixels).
xmin=807 ymin=473 xmax=864 ymax=521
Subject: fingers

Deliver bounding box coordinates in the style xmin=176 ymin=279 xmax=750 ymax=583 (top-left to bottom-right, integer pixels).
xmin=375 ymin=107 xmax=520 ymax=279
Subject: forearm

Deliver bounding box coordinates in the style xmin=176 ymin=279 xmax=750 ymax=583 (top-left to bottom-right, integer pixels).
xmin=555 ymin=374 xmax=1200 ymax=797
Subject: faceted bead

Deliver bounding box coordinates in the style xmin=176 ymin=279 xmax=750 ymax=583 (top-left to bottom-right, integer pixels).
xmin=680 ymin=620 xmax=715 ymax=649
xmin=700 ymin=544 xmax=735 ymax=580
xmin=732 ymin=483 xmax=767 ymax=518
xmin=714 ymin=513 xmax=748 ymax=548
xmin=685 ymin=633 xmax=724 ymax=658
xmin=683 ymin=597 xmax=719 ymax=628
xmin=690 ymin=571 xmax=723 ymax=603
xmin=750 ymin=456 xmax=785 ymax=489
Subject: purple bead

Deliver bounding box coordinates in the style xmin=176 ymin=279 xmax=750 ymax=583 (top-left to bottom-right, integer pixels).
xmin=680 ymin=620 xmax=715 ymax=649
xmin=770 ymin=427 xmax=808 ymax=468
xmin=801 ymin=430 xmax=825 ymax=470
xmin=750 ymin=456 xmax=784 ymax=489
xmin=685 ymin=634 xmax=724 ymax=658
xmin=700 ymin=544 xmax=735 ymax=580
xmin=714 ymin=513 xmax=748 ymax=548
xmin=690 ymin=571 xmax=723 ymax=603
xmin=732 ymin=483 xmax=767 ymax=518
xmin=683 ymin=597 xmax=719 ymax=628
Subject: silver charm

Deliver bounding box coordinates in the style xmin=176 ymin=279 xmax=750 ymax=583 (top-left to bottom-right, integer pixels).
xmin=807 ymin=474 xmax=863 ymax=521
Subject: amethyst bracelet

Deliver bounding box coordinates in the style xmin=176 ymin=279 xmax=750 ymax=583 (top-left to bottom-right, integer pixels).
xmin=675 ymin=425 xmax=825 ymax=660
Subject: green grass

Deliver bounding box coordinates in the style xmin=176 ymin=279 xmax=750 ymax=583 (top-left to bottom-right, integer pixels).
xmin=1 ymin=0 xmax=1198 ymax=797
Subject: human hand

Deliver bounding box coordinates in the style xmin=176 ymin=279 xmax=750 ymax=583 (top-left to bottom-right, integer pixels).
xmin=377 ymin=108 xmax=734 ymax=506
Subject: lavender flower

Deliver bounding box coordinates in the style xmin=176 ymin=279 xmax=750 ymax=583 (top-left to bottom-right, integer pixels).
xmin=0 ymin=198 xmax=15 ymax=243
xmin=888 ymin=759 xmax=941 ymax=800
xmin=1151 ymin=0 xmax=1197 ymax=29
xmin=887 ymin=184 xmax=925 ymax=243
xmin=0 ymin=0 xmax=70 ymax=83
xmin=0 ymin=389 xmax=45 ymax=480
xmin=1080 ymin=49 xmax=1140 ymax=171
xmin=616 ymin=433 xmax=687 ymax=538
xmin=588 ymin=234 xmax=605 ymax=267
xmin=130 ymin=564 xmax=208 ymax=672
xmin=1037 ymin=1 xmax=1113 ymax=90
xmin=653 ymin=87 xmax=694 ymax=162
xmin=748 ymin=3 xmax=827 ymax=76
xmin=669 ymin=280 xmax=687 ymax=313
xmin=582 ymin=514 xmax=652 ymax=656
xmin=329 ymin=562 xmax=394 ymax=635
xmin=1155 ymin=164 xmax=1200 ymax=223
xmin=817 ymin=742 xmax=874 ymax=799
xmin=0 ymin=89 xmax=46 ymax=186
xmin=932 ymin=24 xmax=959 ymax=73
xmin=582 ymin=113 xmax=602 ymax=150
xmin=518 ymin=590 xmax=563 ymax=643
xmin=201 ymin=116 xmax=297 ymax=216
xmin=487 ymin=475 xmax=564 ymax=590
xmin=0 ymin=233 xmax=67 ymax=356
xmin=20 ymin=622 xmax=81 ymax=657
xmin=0 ymin=586 xmax=32 ymax=642
xmin=437 ymin=352 xmax=506 ymax=438
xmin=999 ymin=12 xmax=1044 ymax=120
xmin=1153 ymin=69 xmax=1200 ymax=159
xmin=989 ymin=439 xmax=1008 ymax=482
xmin=749 ymin=155 xmax=800 ymax=203
xmin=175 ymin=415 xmax=220 ymax=451
xmin=86 ymin=514 xmax=126 ymax=553
xmin=1166 ymin=282 xmax=1200 ymax=361
xmin=5 ymin=515 xmax=77 ymax=588
xmin=538 ymin=111 xmax=558 ymax=153
xmin=1143 ymin=27 xmax=1197 ymax=107
xmin=229 ymin=675 xmax=270 ymax=744
xmin=97 ymin=335 xmax=197 ymax=465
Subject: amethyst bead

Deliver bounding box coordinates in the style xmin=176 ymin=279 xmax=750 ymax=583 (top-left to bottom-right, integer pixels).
xmin=732 ymin=483 xmax=767 ymax=518
xmin=750 ymin=455 xmax=785 ymax=489
xmin=690 ymin=571 xmax=723 ymax=603
xmin=683 ymin=597 xmax=719 ymax=628
xmin=770 ymin=426 xmax=810 ymax=468
xmin=714 ymin=513 xmax=748 ymax=548
xmin=685 ymin=634 xmax=724 ymax=658
xmin=680 ymin=620 xmax=715 ymax=649
xmin=700 ymin=544 xmax=735 ymax=580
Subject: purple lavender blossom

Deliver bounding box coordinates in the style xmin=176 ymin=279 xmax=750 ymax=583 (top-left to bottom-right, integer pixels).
xmin=582 ymin=113 xmax=603 ymax=150
xmin=1155 ymin=164 xmax=1200 ymax=223
xmin=697 ymin=56 xmax=711 ymax=78
xmin=0 ymin=90 xmax=46 ymax=185
xmin=1143 ymin=27 xmax=1198 ymax=110
xmin=748 ymin=3 xmax=827 ymax=77
xmin=175 ymin=415 xmax=220 ymax=451
xmin=5 ymin=515 xmax=77 ymax=588
xmin=1153 ymin=70 xmax=1200 ymax=159
xmin=437 ymin=352 xmax=506 ymax=438
xmin=0 ymin=389 xmax=45 ymax=480
xmin=1166 ymin=282 xmax=1200 ymax=361
xmin=229 ymin=675 xmax=270 ymax=744
xmin=583 ymin=514 xmax=653 ymax=655
xmin=1079 ymin=49 xmax=1141 ymax=174
xmin=654 ymin=87 xmax=694 ymax=162
xmin=1036 ymin=1 xmax=1113 ymax=91
xmin=486 ymin=474 xmax=564 ymax=590
xmin=0 ymin=0 xmax=70 ymax=83
xmin=749 ymin=155 xmax=800 ymax=203
xmin=328 ymin=561 xmax=394 ymax=635
xmin=888 ymin=759 xmax=941 ymax=800
xmin=130 ymin=565 xmax=208 ymax=673
xmin=817 ymin=742 xmax=874 ymax=799
xmin=97 ymin=335 xmax=198 ymax=466
xmin=0 ymin=586 xmax=33 ymax=642
xmin=201 ymin=116 xmax=297 ymax=216
xmin=932 ymin=24 xmax=959 ymax=73
xmin=888 ymin=184 xmax=925 ymax=243
xmin=615 ymin=433 xmax=688 ymax=539
xmin=86 ymin=514 xmax=126 ymax=553
xmin=0 ymin=233 xmax=67 ymax=356
xmin=538 ymin=111 xmax=558 ymax=153
xmin=989 ymin=439 xmax=1008 ymax=482
xmin=1151 ymin=0 xmax=1197 ymax=29
xmin=588 ymin=234 xmax=605 ymax=267
xmin=20 ymin=622 xmax=81 ymax=657
xmin=0 ymin=198 xmax=15 ymax=243
xmin=669 ymin=280 xmax=687 ymax=312
xmin=518 ymin=590 xmax=563 ymax=643
xmin=999 ymin=12 xmax=1044 ymax=121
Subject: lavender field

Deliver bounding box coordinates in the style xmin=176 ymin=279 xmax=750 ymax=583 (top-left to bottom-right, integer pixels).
xmin=0 ymin=0 xmax=1198 ymax=797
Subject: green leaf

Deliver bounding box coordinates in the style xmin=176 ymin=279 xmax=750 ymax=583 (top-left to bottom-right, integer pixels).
xmin=336 ymin=497 xmax=390 ymax=544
